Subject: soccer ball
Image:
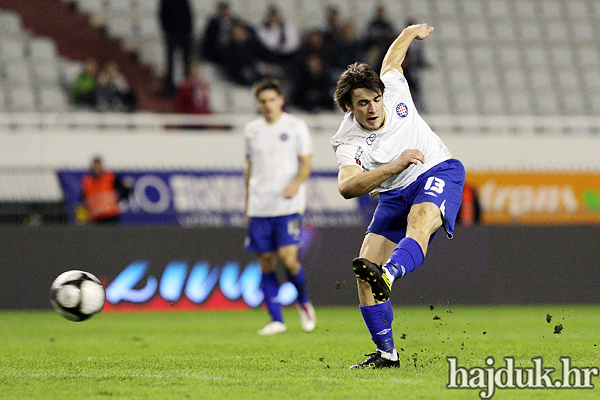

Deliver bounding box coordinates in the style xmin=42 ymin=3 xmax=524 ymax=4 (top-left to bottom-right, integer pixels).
xmin=50 ymin=270 xmax=105 ymax=321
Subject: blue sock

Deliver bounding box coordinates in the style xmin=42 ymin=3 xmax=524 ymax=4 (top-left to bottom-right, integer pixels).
xmin=287 ymin=266 xmax=310 ymax=305
xmin=360 ymin=300 xmax=395 ymax=353
xmin=384 ymin=237 xmax=425 ymax=280
xmin=261 ymin=272 xmax=283 ymax=323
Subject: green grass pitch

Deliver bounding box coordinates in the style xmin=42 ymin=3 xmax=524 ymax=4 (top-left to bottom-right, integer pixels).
xmin=1 ymin=305 xmax=599 ymax=399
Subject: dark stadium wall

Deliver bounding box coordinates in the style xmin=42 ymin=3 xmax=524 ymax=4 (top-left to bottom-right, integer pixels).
xmin=1 ymin=225 xmax=599 ymax=310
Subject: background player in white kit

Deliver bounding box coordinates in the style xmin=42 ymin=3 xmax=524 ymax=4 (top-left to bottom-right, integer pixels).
xmin=331 ymin=24 xmax=465 ymax=368
xmin=244 ymin=78 xmax=316 ymax=335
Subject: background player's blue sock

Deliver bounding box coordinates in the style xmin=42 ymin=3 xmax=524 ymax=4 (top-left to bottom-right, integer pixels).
xmin=384 ymin=237 xmax=425 ymax=280
xmin=287 ymin=266 xmax=309 ymax=305
xmin=360 ymin=300 xmax=395 ymax=354
xmin=261 ymin=272 xmax=283 ymax=323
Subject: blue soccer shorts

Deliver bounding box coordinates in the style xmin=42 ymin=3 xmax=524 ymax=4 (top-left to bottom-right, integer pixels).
xmin=244 ymin=213 xmax=302 ymax=253
xmin=366 ymin=158 xmax=465 ymax=243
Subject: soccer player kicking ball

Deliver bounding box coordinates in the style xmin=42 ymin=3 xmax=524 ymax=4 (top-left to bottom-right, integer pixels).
xmin=244 ymin=78 xmax=316 ymax=335
xmin=330 ymin=23 xmax=465 ymax=368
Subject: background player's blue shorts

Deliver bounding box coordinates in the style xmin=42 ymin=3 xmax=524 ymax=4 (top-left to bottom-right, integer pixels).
xmin=366 ymin=159 xmax=465 ymax=244
xmin=244 ymin=213 xmax=302 ymax=253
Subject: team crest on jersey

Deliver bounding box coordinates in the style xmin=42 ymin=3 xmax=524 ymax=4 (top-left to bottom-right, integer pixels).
xmin=366 ymin=134 xmax=377 ymax=145
xmin=280 ymin=132 xmax=289 ymax=141
xmin=396 ymin=103 xmax=408 ymax=117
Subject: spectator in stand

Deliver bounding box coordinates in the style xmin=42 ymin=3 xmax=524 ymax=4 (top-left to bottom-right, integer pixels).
xmin=174 ymin=61 xmax=212 ymax=114
xmin=363 ymin=5 xmax=397 ymax=73
xmin=457 ymin=182 xmax=481 ymax=227
xmin=80 ymin=156 xmax=131 ymax=224
xmin=200 ymin=1 xmax=239 ymax=65
xmin=256 ymin=5 xmax=301 ymax=61
xmin=321 ymin=5 xmax=343 ymax=45
xmin=69 ymin=57 xmax=99 ymax=108
xmin=332 ymin=21 xmax=363 ymax=72
xmin=221 ymin=21 xmax=268 ymax=86
xmin=159 ymin=0 xmax=193 ymax=97
xmin=402 ymin=18 xmax=431 ymax=112
xmin=96 ymin=60 xmax=137 ymax=112
xmin=288 ymin=29 xmax=332 ymax=78
xmin=291 ymin=53 xmax=335 ymax=112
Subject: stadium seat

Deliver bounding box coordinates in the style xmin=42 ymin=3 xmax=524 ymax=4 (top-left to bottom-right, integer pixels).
xmin=560 ymin=92 xmax=586 ymax=115
xmin=470 ymin=45 xmax=495 ymax=67
xmin=442 ymin=44 xmax=468 ymax=66
xmin=434 ymin=20 xmax=462 ymax=41
xmin=556 ymin=68 xmax=581 ymax=91
xmin=423 ymin=89 xmax=450 ymax=114
xmin=497 ymin=45 xmax=522 ymax=67
xmin=491 ymin=20 xmax=517 ymax=41
xmin=583 ymin=70 xmax=600 ymax=90
xmin=464 ymin=21 xmax=489 ymax=41
xmin=138 ymin=16 xmax=162 ymax=41
xmin=0 ymin=88 xmax=6 ymax=111
xmin=29 ymin=38 xmax=59 ymax=63
xmin=577 ymin=46 xmax=599 ymax=69
xmin=513 ymin=0 xmax=537 ymax=20
xmin=539 ymin=0 xmax=563 ymax=20
xmin=543 ymin=20 xmax=569 ymax=43
xmin=106 ymin=0 xmax=135 ymax=15
xmin=566 ymin=0 xmax=589 ymax=19
xmin=519 ymin=23 xmax=543 ymax=41
xmin=6 ymin=86 xmax=36 ymax=112
xmin=503 ymin=68 xmax=527 ymax=89
xmin=434 ymin=0 xmax=460 ymax=17
xmin=60 ymin=59 xmax=84 ymax=87
xmin=480 ymin=92 xmax=504 ymax=115
xmin=449 ymin=68 xmax=473 ymax=90
xmin=534 ymin=90 xmax=559 ymax=115
xmin=0 ymin=10 xmax=23 ymax=35
xmin=4 ymin=62 xmax=32 ymax=86
xmin=487 ymin=0 xmax=511 ymax=18
xmin=31 ymin=63 xmax=61 ymax=86
xmin=106 ymin=16 xmax=136 ymax=42
xmin=461 ymin=0 xmax=485 ymax=18
xmin=38 ymin=87 xmax=70 ymax=112
xmin=474 ymin=68 xmax=500 ymax=90
xmin=453 ymin=90 xmax=478 ymax=114
xmin=572 ymin=23 xmax=595 ymax=41
xmin=549 ymin=46 xmax=575 ymax=68
xmin=530 ymin=68 xmax=553 ymax=89
xmin=523 ymin=47 xmax=547 ymax=67
xmin=229 ymin=84 xmax=256 ymax=114
xmin=507 ymin=91 xmax=533 ymax=115
xmin=0 ymin=38 xmax=27 ymax=62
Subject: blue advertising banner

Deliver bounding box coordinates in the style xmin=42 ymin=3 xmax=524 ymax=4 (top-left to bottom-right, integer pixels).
xmin=58 ymin=170 xmax=374 ymax=227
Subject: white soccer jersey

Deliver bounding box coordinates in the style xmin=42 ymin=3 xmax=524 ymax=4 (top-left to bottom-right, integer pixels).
xmin=330 ymin=68 xmax=451 ymax=193
xmin=245 ymin=112 xmax=314 ymax=217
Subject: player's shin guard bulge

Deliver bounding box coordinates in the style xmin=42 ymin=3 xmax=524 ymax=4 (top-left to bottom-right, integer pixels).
xmin=352 ymin=257 xmax=391 ymax=302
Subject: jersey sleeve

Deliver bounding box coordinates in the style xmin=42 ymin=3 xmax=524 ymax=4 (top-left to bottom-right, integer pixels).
xmin=381 ymin=68 xmax=410 ymax=93
xmin=334 ymin=142 xmax=361 ymax=170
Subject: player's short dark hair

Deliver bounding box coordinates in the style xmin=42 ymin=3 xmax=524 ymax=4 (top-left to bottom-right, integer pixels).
xmin=252 ymin=78 xmax=283 ymax=98
xmin=334 ymin=62 xmax=385 ymax=112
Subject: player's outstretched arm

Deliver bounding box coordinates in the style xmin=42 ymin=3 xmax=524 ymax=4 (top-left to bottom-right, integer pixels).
xmin=337 ymin=150 xmax=424 ymax=199
xmin=380 ymin=23 xmax=434 ymax=77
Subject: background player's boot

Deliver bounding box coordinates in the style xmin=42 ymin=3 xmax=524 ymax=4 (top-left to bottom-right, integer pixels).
xmin=296 ymin=302 xmax=316 ymax=332
xmin=258 ymin=321 xmax=287 ymax=335
xmin=349 ymin=351 xmax=400 ymax=369
xmin=352 ymin=258 xmax=391 ymax=302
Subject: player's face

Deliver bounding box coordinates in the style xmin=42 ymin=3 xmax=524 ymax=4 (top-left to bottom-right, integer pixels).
xmin=348 ymin=88 xmax=385 ymax=131
xmin=257 ymin=89 xmax=284 ymax=123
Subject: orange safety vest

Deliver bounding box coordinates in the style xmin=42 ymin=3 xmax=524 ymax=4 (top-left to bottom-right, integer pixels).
xmin=81 ymin=172 xmax=120 ymax=221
